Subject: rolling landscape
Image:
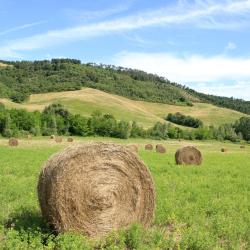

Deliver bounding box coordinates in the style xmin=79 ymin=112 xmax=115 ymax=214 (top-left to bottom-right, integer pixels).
xmin=0 ymin=87 xmax=246 ymax=128
xmin=1 ymin=0 xmax=250 ymax=249
xmin=0 ymin=59 xmax=249 ymax=250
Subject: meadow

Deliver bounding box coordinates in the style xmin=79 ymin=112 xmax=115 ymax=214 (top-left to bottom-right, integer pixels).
xmin=0 ymin=137 xmax=249 ymax=249
xmin=0 ymin=88 xmax=246 ymax=128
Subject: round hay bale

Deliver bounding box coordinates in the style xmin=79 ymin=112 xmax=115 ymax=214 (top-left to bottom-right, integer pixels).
xmin=145 ymin=144 xmax=153 ymax=151
xmin=126 ymin=144 xmax=138 ymax=153
xmin=156 ymin=144 xmax=166 ymax=153
xmin=67 ymin=137 xmax=74 ymax=142
xmin=37 ymin=142 xmax=155 ymax=237
xmin=221 ymin=148 xmax=227 ymax=152
xmin=55 ymin=137 xmax=62 ymax=143
xmin=50 ymin=135 xmax=55 ymax=139
xmin=175 ymin=146 xmax=202 ymax=165
xmin=9 ymin=138 xmax=18 ymax=147
xmin=240 ymin=145 xmax=245 ymax=149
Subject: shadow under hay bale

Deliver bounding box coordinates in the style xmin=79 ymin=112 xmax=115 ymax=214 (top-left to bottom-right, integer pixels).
xmin=221 ymin=148 xmax=227 ymax=152
xmin=67 ymin=137 xmax=74 ymax=142
xmin=126 ymin=144 xmax=138 ymax=153
xmin=9 ymin=138 xmax=18 ymax=147
xmin=156 ymin=144 xmax=166 ymax=153
xmin=55 ymin=137 xmax=62 ymax=143
xmin=175 ymin=146 xmax=202 ymax=165
xmin=37 ymin=142 xmax=155 ymax=238
xmin=145 ymin=144 xmax=153 ymax=150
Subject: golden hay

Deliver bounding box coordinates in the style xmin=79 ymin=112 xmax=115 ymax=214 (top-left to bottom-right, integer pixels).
xmin=37 ymin=142 xmax=155 ymax=238
xmin=67 ymin=137 xmax=74 ymax=142
xmin=55 ymin=137 xmax=62 ymax=143
xmin=126 ymin=144 xmax=139 ymax=153
xmin=175 ymin=146 xmax=202 ymax=165
xmin=156 ymin=144 xmax=166 ymax=153
xmin=145 ymin=144 xmax=153 ymax=151
xmin=8 ymin=138 xmax=18 ymax=147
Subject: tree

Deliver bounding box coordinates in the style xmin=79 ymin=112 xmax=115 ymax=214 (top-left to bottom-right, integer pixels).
xmin=234 ymin=117 xmax=250 ymax=141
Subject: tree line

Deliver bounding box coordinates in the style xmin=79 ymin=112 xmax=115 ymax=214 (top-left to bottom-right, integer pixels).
xmin=0 ymin=103 xmax=249 ymax=142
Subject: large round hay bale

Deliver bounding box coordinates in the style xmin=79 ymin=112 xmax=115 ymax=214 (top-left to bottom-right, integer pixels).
xmin=126 ymin=144 xmax=138 ymax=153
xmin=145 ymin=144 xmax=153 ymax=150
xmin=8 ymin=138 xmax=18 ymax=147
xmin=156 ymin=144 xmax=166 ymax=153
xmin=175 ymin=146 xmax=202 ymax=165
xmin=221 ymin=148 xmax=227 ymax=152
xmin=55 ymin=137 xmax=62 ymax=143
xmin=67 ymin=137 xmax=74 ymax=142
xmin=37 ymin=142 xmax=155 ymax=237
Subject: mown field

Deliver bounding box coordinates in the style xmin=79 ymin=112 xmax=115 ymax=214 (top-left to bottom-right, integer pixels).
xmin=0 ymin=137 xmax=249 ymax=249
xmin=0 ymin=88 xmax=246 ymax=128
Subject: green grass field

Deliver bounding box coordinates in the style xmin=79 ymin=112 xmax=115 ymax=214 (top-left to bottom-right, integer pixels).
xmin=0 ymin=137 xmax=249 ymax=249
xmin=0 ymin=88 xmax=246 ymax=128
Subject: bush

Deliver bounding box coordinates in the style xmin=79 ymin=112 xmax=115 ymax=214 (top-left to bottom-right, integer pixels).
xmin=166 ymin=112 xmax=203 ymax=128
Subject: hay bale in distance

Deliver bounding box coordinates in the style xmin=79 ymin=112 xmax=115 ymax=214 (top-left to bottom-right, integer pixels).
xmin=9 ymin=138 xmax=18 ymax=147
xmin=27 ymin=134 xmax=32 ymax=139
xmin=175 ymin=146 xmax=202 ymax=165
xmin=67 ymin=137 xmax=74 ymax=142
xmin=37 ymin=142 xmax=155 ymax=237
xmin=50 ymin=135 xmax=55 ymax=139
xmin=221 ymin=148 xmax=227 ymax=152
xmin=156 ymin=144 xmax=166 ymax=153
xmin=240 ymin=145 xmax=245 ymax=149
xmin=55 ymin=137 xmax=62 ymax=143
xmin=126 ymin=144 xmax=138 ymax=153
xmin=145 ymin=144 xmax=153 ymax=151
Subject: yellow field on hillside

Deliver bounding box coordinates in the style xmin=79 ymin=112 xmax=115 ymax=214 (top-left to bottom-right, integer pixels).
xmin=0 ymin=88 xmax=246 ymax=127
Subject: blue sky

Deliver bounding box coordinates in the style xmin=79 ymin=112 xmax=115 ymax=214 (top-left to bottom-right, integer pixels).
xmin=1 ymin=0 xmax=250 ymax=100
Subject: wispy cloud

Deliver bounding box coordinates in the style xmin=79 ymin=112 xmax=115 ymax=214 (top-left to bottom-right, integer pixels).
xmin=63 ymin=3 xmax=131 ymax=21
xmin=0 ymin=21 xmax=46 ymax=36
xmin=114 ymin=51 xmax=250 ymax=100
xmin=1 ymin=0 xmax=250 ymax=58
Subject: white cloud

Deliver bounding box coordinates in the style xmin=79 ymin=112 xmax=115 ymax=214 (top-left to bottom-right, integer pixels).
xmin=1 ymin=0 xmax=250 ymax=58
xmin=0 ymin=21 xmax=46 ymax=36
xmin=113 ymin=51 xmax=250 ymax=100
xmin=225 ymin=42 xmax=237 ymax=50
xmin=191 ymin=81 xmax=250 ymax=100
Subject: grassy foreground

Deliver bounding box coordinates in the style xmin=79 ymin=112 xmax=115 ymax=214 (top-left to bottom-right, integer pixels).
xmin=0 ymin=137 xmax=249 ymax=249
xmin=0 ymin=88 xmax=246 ymax=127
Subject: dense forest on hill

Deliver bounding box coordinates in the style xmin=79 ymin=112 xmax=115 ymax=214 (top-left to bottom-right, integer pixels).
xmin=0 ymin=59 xmax=250 ymax=115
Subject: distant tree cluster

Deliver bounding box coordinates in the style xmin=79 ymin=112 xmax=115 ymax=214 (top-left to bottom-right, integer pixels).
xmin=166 ymin=112 xmax=203 ymax=128
xmin=0 ymin=102 xmax=248 ymax=142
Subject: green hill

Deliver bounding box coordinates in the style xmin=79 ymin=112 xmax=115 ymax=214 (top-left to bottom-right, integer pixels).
xmin=0 ymin=59 xmax=250 ymax=115
xmin=0 ymin=88 xmax=245 ymax=128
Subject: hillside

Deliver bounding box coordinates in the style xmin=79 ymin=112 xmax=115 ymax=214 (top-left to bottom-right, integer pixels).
xmin=0 ymin=88 xmax=245 ymax=128
xmin=0 ymin=59 xmax=250 ymax=115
